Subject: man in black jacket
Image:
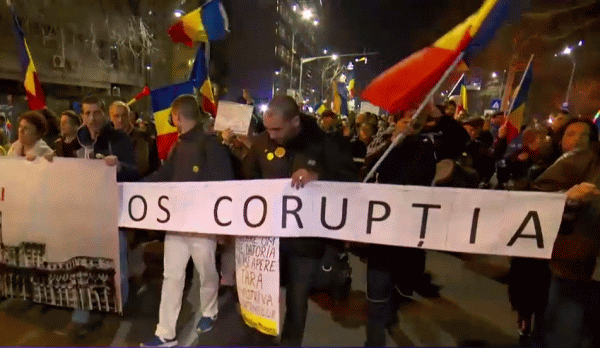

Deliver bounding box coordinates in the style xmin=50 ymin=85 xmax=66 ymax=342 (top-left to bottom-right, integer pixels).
xmin=141 ymin=95 xmax=235 ymax=347
xmin=364 ymin=110 xmax=437 ymax=346
xmin=243 ymin=96 xmax=358 ymax=346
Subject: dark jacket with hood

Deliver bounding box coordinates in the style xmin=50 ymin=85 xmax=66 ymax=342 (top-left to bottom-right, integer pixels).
xmin=76 ymin=122 xmax=139 ymax=182
xmin=145 ymin=124 xmax=234 ymax=183
xmin=243 ymin=114 xmax=359 ymax=258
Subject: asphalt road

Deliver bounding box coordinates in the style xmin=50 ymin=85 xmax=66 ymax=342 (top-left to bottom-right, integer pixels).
xmin=0 ymin=249 xmax=535 ymax=347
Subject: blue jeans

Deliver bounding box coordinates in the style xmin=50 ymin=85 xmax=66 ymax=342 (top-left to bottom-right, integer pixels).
xmin=280 ymin=254 xmax=320 ymax=346
xmin=72 ymin=228 xmax=129 ymax=324
xmin=533 ymin=277 xmax=600 ymax=348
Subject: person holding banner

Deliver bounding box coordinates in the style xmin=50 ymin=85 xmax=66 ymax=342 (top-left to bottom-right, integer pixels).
xmin=7 ymin=111 xmax=54 ymax=160
xmin=527 ymin=118 xmax=600 ymax=348
xmin=363 ymin=109 xmax=437 ymax=346
xmin=141 ymin=95 xmax=235 ymax=347
xmin=243 ymin=96 xmax=358 ymax=346
xmin=58 ymin=95 xmax=138 ymax=338
xmin=109 ymin=101 xmax=160 ymax=178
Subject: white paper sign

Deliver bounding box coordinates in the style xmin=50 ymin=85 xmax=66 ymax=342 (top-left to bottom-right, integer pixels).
xmin=360 ymin=101 xmax=380 ymax=115
xmin=236 ymin=237 xmax=280 ymax=336
xmin=0 ymin=158 xmax=121 ymax=312
xmin=214 ymin=101 xmax=254 ymax=135
xmin=119 ymin=180 xmax=566 ymax=259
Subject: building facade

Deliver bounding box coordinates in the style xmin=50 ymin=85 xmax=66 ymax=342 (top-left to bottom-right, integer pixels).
xmin=0 ymin=0 xmax=177 ymax=122
xmin=0 ymin=220 xmax=119 ymax=313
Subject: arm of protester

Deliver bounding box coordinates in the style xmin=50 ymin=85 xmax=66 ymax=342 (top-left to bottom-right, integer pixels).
xmin=311 ymin=133 xmax=360 ymax=183
xmin=204 ymin=136 xmax=235 ymax=181
xmin=566 ymin=182 xmax=600 ymax=203
xmin=43 ymin=150 xmax=54 ymax=163
xmin=242 ymin=141 xmax=263 ymax=179
xmin=291 ymin=168 xmax=319 ymax=189
xmin=148 ymin=137 xmax=161 ymax=174
xmin=109 ymin=132 xmax=140 ymax=182
xmin=143 ymin=146 xmax=176 ymax=182
xmin=221 ymin=128 xmax=235 ymax=145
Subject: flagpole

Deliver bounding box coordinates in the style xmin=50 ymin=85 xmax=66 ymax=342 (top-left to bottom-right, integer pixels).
xmin=506 ymin=54 xmax=534 ymax=116
xmin=448 ymin=73 xmax=465 ymax=97
xmin=363 ymin=52 xmax=466 ymax=183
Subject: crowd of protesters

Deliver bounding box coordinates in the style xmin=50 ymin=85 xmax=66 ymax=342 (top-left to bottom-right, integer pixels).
xmin=1 ymin=91 xmax=600 ymax=348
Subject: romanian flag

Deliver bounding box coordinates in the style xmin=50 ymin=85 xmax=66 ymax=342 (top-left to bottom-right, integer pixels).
xmin=150 ymin=81 xmax=195 ymax=159
xmin=449 ymin=74 xmax=468 ymax=114
xmin=506 ymin=56 xmax=533 ymax=143
xmin=168 ymin=0 xmax=229 ymax=47
xmin=11 ymin=8 xmax=46 ymax=110
xmin=362 ymin=0 xmax=511 ymax=114
xmin=347 ymin=70 xmax=356 ymax=99
xmin=190 ymin=46 xmax=217 ymax=116
xmin=333 ymin=82 xmax=349 ymax=116
xmin=127 ymin=86 xmax=151 ymax=106
xmin=317 ymin=102 xmax=328 ymax=115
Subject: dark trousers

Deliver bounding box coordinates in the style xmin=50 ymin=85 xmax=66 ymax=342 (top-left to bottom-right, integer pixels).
xmin=366 ymin=245 xmax=426 ymax=346
xmin=532 ymin=277 xmax=600 ymax=348
xmin=280 ymin=254 xmax=321 ymax=346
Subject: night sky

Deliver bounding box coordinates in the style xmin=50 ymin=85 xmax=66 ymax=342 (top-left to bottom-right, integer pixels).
xmin=323 ymin=0 xmax=482 ymax=70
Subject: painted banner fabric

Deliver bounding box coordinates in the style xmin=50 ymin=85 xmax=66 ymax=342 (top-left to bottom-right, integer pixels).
xmin=236 ymin=237 xmax=280 ymax=336
xmin=0 ymin=158 xmax=120 ymax=313
xmin=119 ymin=180 xmax=566 ymax=259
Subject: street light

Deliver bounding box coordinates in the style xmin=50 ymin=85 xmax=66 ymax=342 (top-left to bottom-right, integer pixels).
xmin=173 ymin=9 xmax=184 ymax=18
xmin=289 ymin=10 xmax=320 ymax=90
xmin=323 ymin=49 xmax=328 ymax=54
xmin=302 ymin=9 xmax=313 ymax=20
xmin=297 ymin=52 xmax=379 ymax=100
xmin=555 ymin=44 xmax=581 ymax=105
xmin=491 ymin=72 xmax=498 ymax=78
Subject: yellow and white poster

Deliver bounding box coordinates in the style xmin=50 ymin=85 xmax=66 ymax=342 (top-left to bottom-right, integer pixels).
xmin=235 ymin=237 xmax=280 ymax=336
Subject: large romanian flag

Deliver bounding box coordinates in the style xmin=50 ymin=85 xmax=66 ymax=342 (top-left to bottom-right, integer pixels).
xmin=362 ymin=0 xmax=512 ymax=114
xmin=168 ymin=0 xmax=229 ymax=47
xmin=11 ymin=8 xmax=46 ymax=110
xmin=190 ymin=46 xmax=217 ymax=117
xmin=506 ymin=58 xmax=533 ymax=142
xmin=150 ymin=82 xmax=195 ymax=160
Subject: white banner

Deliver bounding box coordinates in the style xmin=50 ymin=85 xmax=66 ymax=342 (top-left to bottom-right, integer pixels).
xmin=119 ymin=179 xmax=566 ymax=259
xmin=0 ymin=158 xmax=120 ymax=313
xmin=236 ymin=237 xmax=279 ymax=336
